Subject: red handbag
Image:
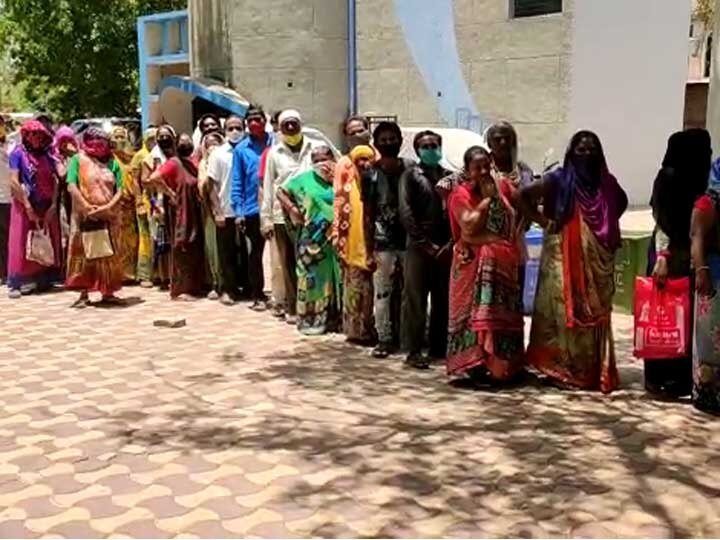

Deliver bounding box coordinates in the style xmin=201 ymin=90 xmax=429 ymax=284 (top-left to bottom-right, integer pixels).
xmin=633 ymin=277 xmax=691 ymax=359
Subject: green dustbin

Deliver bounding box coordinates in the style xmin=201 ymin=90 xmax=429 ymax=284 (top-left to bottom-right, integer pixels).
xmin=613 ymin=232 xmax=651 ymax=314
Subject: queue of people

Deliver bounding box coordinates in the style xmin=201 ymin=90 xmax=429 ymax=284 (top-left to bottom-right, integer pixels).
xmin=1 ymin=110 xmax=720 ymax=415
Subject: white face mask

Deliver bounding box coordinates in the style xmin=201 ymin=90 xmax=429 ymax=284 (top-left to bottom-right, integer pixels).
xmin=312 ymin=160 xmax=334 ymax=181
xmin=227 ymin=130 xmax=244 ymax=144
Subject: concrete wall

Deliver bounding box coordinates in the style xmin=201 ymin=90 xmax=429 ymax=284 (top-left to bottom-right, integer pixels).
xmin=356 ymin=0 xmax=573 ymax=171
xmin=189 ymin=0 xmax=348 ymax=141
xmin=570 ymin=0 xmax=691 ymax=205
xmin=706 ymin=0 xmax=720 ymax=156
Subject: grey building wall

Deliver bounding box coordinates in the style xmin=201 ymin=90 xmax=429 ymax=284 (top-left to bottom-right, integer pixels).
xmin=189 ymin=0 xmax=349 ymax=141
xmin=706 ymin=0 xmax=720 ymax=157
xmin=355 ymin=0 xmax=573 ymax=170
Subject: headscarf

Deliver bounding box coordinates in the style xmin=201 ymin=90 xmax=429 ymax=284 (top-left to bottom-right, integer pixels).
xmin=193 ymin=114 xmax=221 ymax=148
xmin=485 ymin=121 xmax=534 ymax=188
xmin=52 ymin=126 xmax=77 ymax=157
xmin=110 ymin=126 xmax=134 ymax=163
xmin=650 ymin=129 xmax=711 ymax=246
xmin=131 ymin=127 xmax=157 ymax=175
xmin=349 ymin=145 xmax=374 ymax=163
xmin=82 ymin=127 xmax=113 ymax=162
xmin=485 ymin=121 xmax=518 ymax=166
xmin=548 ymin=130 xmax=627 ymax=251
xmin=149 ymin=125 xmax=176 ymax=165
xmin=278 ymin=109 xmax=302 ymax=126
xmin=200 ymin=131 xmax=224 ymax=159
xmin=20 ymin=120 xmax=53 ymax=155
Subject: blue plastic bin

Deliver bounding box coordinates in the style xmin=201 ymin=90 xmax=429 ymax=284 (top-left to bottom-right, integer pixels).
xmin=523 ymin=228 xmax=544 ymax=315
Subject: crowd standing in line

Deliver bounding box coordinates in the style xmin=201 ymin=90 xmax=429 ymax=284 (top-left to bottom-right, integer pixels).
xmin=2 ymin=109 xmax=720 ymax=416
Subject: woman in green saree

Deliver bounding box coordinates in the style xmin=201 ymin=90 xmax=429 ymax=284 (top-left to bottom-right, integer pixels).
xmin=276 ymin=145 xmax=342 ymax=335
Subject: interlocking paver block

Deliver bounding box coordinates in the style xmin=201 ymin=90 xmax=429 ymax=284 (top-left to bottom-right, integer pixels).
xmin=1 ymin=286 xmax=719 ymax=537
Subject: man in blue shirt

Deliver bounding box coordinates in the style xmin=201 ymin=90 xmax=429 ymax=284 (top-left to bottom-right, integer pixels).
xmin=231 ymin=104 xmax=273 ymax=311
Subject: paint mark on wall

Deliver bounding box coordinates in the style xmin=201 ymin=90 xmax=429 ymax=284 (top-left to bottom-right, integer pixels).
xmin=393 ymin=0 xmax=485 ymax=131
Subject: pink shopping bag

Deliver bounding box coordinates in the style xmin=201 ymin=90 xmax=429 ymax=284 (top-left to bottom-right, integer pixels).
xmin=633 ymin=277 xmax=691 ymax=359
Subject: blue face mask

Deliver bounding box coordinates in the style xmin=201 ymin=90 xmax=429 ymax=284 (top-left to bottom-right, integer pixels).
xmin=419 ymin=147 xmax=442 ymax=167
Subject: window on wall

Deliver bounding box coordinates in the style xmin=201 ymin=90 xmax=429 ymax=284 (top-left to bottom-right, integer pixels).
xmin=705 ymin=34 xmax=713 ymax=79
xmin=512 ymin=0 xmax=562 ymax=18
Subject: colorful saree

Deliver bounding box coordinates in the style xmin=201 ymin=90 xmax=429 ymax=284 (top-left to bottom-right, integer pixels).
xmin=158 ymin=157 xmax=205 ymax=298
xmin=131 ymin=135 xmax=154 ymax=282
xmin=333 ymin=155 xmax=375 ymax=343
xmin=446 ymin=181 xmax=525 ymax=380
xmin=692 ymin=187 xmax=720 ymax=413
xmin=65 ymin=154 xmax=124 ymax=296
xmin=693 ymin=253 xmax=720 ymax=413
xmin=198 ymin=154 xmax=222 ymax=294
xmin=527 ymin=208 xmax=619 ymax=393
xmin=283 ymin=169 xmax=341 ymax=334
xmin=7 ymin=140 xmax=62 ymax=290
xmin=113 ymin=155 xmax=139 ymax=282
xmin=142 ymin=152 xmax=170 ymax=283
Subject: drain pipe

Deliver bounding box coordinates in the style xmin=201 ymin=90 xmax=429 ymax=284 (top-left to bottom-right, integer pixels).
xmin=347 ymin=0 xmax=358 ymax=115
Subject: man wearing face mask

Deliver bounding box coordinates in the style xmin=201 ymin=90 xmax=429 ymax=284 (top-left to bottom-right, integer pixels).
xmin=262 ymin=110 xmax=316 ymax=324
xmin=231 ymin=104 xmax=272 ymax=311
xmin=364 ymin=122 xmax=411 ymax=358
xmin=208 ymin=114 xmax=246 ymax=305
xmin=399 ymin=130 xmax=453 ymax=370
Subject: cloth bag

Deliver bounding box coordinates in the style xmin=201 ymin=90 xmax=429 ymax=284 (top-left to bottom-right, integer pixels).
xmin=81 ymin=228 xmax=114 ymax=260
xmin=633 ymin=277 xmax=691 ymax=359
xmin=25 ymin=226 xmax=55 ymax=267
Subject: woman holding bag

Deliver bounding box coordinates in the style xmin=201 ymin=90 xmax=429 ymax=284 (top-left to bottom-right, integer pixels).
xmin=65 ymin=128 xmax=125 ymax=307
xmin=6 ymin=120 xmax=63 ymax=298
xmin=644 ymin=129 xmax=711 ymax=398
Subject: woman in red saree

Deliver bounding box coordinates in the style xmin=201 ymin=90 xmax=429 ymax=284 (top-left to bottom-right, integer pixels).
xmin=65 ymin=128 xmax=125 ymax=307
xmin=446 ymin=146 xmax=525 ymax=385
xmin=517 ymin=131 xmax=628 ymax=393
xmin=146 ymin=132 xmax=205 ymax=300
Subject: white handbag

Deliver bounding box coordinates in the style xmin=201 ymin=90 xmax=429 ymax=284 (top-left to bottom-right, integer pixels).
xmin=81 ymin=228 xmax=114 ymax=260
xmin=25 ymin=226 xmax=55 ymax=267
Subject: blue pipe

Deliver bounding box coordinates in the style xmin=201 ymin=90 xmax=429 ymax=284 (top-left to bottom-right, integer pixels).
xmin=347 ymin=0 xmax=357 ymax=115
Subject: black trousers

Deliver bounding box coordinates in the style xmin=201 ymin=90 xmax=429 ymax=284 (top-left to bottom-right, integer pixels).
xmin=0 ymin=203 xmax=9 ymax=283
xmin=217 ymin=217 xmax=244 ymax=297
xmin=238 ymin=214 xmax=265 ymax=301
xmin=401 ymin=243 xmax=451 ymax=358
xmin=274 ymin=223 xmax=297 ymax=315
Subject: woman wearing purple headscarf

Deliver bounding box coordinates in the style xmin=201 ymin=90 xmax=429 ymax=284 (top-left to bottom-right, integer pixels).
xmin=517 ymin=131 xmax=628 ymax=393
xmin=6 ymin=120 xmax=63 ymax=298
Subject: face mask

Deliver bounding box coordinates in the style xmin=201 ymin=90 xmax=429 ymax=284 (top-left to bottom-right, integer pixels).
xmin=376 ymin=142 xmax=401 ymax=159
xmin=313 ymin=162 xmax=333 ymax=181
xmin=227 ymin=130 xmax=244 ymax=144
xmin=574 ymin=154 xmax=602 ymax=180
xmin=177 ymin=145 xmax=194 ymax=158
xmin=347 ymin=131 xmax=371 ymax=150
xmin=284 ymin=133 xmax=303 ymax=147
xmin=157 ymin=138 xmax=174 ymax=151
xmin=419 ymin=148 xmax=442 ymax=167
xmin=248 ymin=123 xmax=265 ymax=137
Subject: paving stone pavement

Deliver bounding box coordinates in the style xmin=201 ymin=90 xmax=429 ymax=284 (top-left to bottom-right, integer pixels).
xmin=1 ymin=285 xmax=720 ymax=539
